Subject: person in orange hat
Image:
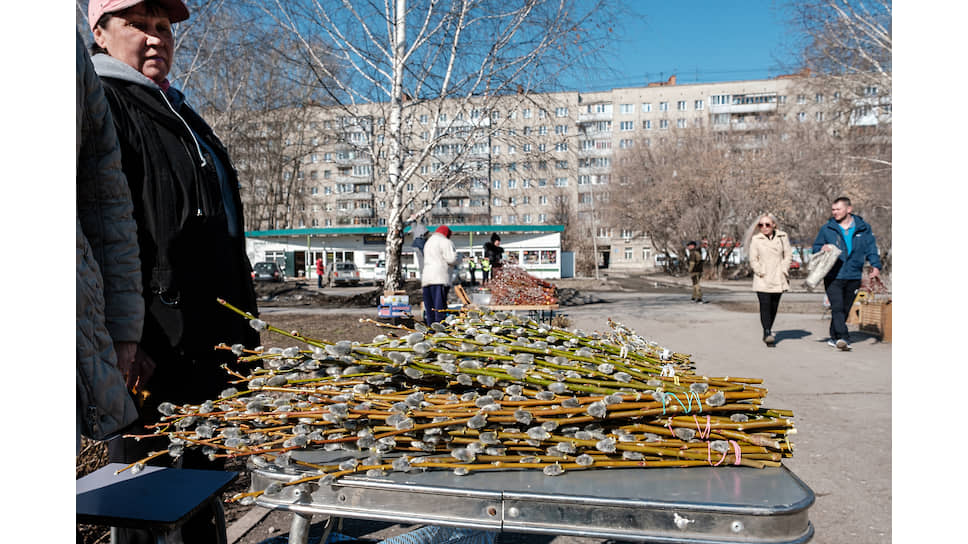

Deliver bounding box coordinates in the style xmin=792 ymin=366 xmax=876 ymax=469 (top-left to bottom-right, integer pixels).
xmin=421 ymin=226 xmax=458 ymax=325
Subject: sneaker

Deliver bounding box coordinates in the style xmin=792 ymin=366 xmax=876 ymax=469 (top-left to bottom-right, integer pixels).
xmin=696 ymin=299 xmax=708 ymax=304
xmin=827 ymin=339 xmax=838 ymax=348
xmin=764 ymin=333 xmax=775 ymax=346
xmin=836 ymin=339 xmax=852 ymax=351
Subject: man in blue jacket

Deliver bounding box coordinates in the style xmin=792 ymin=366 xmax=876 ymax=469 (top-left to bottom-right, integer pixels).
xmin=812 ymin=197 xmax=882 ymax=351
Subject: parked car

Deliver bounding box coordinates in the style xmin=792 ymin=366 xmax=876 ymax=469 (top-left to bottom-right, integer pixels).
xmin=326 ymin=262 xmax=361 ymax=287
xmin=252 ymin=261 xmax=284 ymax=282
xmin=373 ymin=260 xmax=387 ymax=284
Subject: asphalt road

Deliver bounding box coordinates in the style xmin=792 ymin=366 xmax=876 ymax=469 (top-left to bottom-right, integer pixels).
xmin=233 ymin=277 xmax=891 ymax=544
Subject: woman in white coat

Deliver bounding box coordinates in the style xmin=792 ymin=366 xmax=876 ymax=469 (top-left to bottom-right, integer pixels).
xmin=747 ymin=214 xmax=792 ymax=346
xmin=421 ymin=225 xmax=457 ymax=325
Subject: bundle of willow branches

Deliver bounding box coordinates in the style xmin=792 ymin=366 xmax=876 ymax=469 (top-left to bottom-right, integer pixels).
xmin=120 ymin=299 xmax=795 ymax=504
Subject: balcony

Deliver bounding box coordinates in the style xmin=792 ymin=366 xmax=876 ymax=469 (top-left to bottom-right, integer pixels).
xmin=577 ymin=111 xmax=613 ymax=123
xmin=337 ymin=191 xmax=374 ymax=201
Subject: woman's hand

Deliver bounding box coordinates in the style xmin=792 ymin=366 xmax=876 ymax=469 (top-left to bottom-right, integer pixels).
xmin=114 ymin=342 xmax=156 ymax=393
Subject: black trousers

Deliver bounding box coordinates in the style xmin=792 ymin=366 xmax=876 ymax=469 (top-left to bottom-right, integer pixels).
xmin=756 ymin=292 xmax=783 ymax=332
xmin=824 ymin=277 xmax=861 ymax=341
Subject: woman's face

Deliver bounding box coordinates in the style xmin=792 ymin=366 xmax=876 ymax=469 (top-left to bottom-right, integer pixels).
xmin=758 ymin=217 xmax=775 ymax=235
xmin=94 ymin=4 xmax=173 ymax=84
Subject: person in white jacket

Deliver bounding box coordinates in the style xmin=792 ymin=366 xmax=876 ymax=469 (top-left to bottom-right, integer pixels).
xmin=421 ymin=225 xmax=458 ymax=325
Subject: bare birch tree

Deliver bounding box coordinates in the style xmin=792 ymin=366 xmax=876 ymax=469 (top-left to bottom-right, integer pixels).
xmin=257 ymin=0 xmax=620 ymax=290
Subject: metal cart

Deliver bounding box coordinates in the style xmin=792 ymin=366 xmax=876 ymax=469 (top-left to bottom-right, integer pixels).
xmin=250 ymin=450 xmax=814 ymax=544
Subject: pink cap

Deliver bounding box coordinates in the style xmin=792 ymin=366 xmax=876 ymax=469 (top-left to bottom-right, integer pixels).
xmin=88 ymin=0 xmax=190 ymax=30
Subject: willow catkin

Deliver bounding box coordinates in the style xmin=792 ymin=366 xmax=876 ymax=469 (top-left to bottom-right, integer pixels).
xmin=120 ymin=301 xmax=796 ymax=502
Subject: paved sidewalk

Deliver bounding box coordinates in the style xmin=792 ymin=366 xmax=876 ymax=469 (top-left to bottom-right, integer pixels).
xmin=559 ymin=289 xmax=891 ymax=544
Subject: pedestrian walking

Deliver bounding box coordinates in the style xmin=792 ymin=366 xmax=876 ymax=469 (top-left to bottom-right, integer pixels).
xmin=421 ymin=225 xmax=458 ymax=325
xmin=316 ymin=257 xmax=325 ymax=288
xmin=811 ymin=196 xmax=882 ymax=351
xmin=686 ymin=241 xmax=707 ymax=303
xmin=746 ymin=214 xmax=792 ymax=347
xmin=480 ymin=257 xmax=492 ymax=284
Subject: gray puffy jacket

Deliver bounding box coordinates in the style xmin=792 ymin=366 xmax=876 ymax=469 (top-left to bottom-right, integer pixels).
xmin=76 ymin=32 xmax=143 ymax=450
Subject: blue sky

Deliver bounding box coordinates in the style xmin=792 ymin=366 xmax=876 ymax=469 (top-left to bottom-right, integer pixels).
xmin=571 ymin=1 xmax=800 ymax=91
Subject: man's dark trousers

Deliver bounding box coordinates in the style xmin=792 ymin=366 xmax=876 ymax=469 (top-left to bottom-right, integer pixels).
xmin=824 ymin=277 xmax=861 ymax=342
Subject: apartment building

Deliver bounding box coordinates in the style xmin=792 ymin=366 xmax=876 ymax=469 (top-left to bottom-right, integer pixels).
xmin=243 ymin=73 xmax=889 ymax=274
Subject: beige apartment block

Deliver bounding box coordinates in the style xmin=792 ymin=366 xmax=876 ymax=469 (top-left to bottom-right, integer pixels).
xmin=243 ymin=73 xmax=888 ymax=274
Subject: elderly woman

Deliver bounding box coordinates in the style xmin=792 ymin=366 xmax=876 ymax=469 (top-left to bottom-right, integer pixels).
xmin=746 ymin=214 xmax=793 ymax=347
xmin=89 ymin=0 xmax=259 ymax=450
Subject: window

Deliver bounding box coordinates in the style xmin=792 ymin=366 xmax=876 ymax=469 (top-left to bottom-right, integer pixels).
xmin=554 ymin=142 xmax=568 ymax=152
xmin=677 ymin=118 xmax=687 ymax=128
xmin=539 ymin=195 xmax=548 ymax=205
xmin=492 ymin=179 xmax=501 ymax=189
xmin=659 ymin=119 xmax=669 ymax=129
xmin=522 ymin=214 xmax=532 ymax=224
xmin=712 ymin=94 xmax=730 ymax=105
xmin=778 ymin=95 xmax=787 ymax=104
xmin=578 ymin=175 xmax=590 ymax=185
xmin=625 ymin=247 xmax=633 ymax=260
xmin=579 ymin=193 xmax=592 ymax=204
xmin=713 ymin=113 xmax=729 ymax=125
xmin=508 ymin=179 xmax=517 ymax=189
xmin=523 ymin=143 xmax=532 ymax=152
xmin=420 ymin=114 xmax=428 ymax=124
xmin=538 ymin=143 xmax=547 ymax=152
xmin=554 ymin=177 xmax=568 ymax=187
xmin=815 ymin=93 xmax=824 ymax=104
xmin=659 ymin=101 xmax=669 ymax=111
xmin=677 ymin=100 xmax=687 ymax=111
xmin=694 ymin=99 xmax=704 ymax=110
xmin=537 ymin=178 xmax=547 ymax=187
xmin=538 ymin=125 xmax=548 ymax=135
xmin=523 ymin=108 xmax=532 ymax=119
xmin=508 ymin=145 xmax=516 ymax=154
xmin=621 ymin=228 xmax=633 ymax=239
xmin=507 ymin=215 xmax=517 ymax=223
xmin=555 ymin=124 xmax=568 ymax=134
xmin=797 ymin=112 xmax=806 ymax=122
xmin=492 ymin=197 xmax=503 ymax=206
xmin=797 ymin=94 xmax=806 ymax=104
xmin=620 ymin=120 xmax=634 ymax=131
xmin=619 ymin=138 xmax=633 ymax=149
xmin=492 ymin=145 xmax=500 ymax=155
xmin=643 ymin=120 xmax=652 ymax=130
xmin=555 ymin=107 xmax=569 ymax=117
xmin=641 ymin=102 xmax=652 ymax=113
xmin=815 ymin=112 xmax=824 ymax=122
xmin=492 ymin=215 xmax=503 ymax=224
xmin=556 ymin=160 xmax=568 ymax=169
xmin=864 ymin=86 xmax=878 ymax=96
xmin=619 ymin=103 xmax=634 ymax=114
xmin=538 ymin=213 xmax=547 ymax=222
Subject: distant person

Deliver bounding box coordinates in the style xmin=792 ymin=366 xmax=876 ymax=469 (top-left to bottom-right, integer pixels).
xmin=812 ymin=196 xmax=882 ymax=351
xmin=76 ymin=29 xmax=144 ymax=454
xmin=746 ymin=214 xmax=792 ymax=347
xmin=411 ymin=223 xmax=428 ymax=279
xmin=686 ymin=241 xmax=707 ymax=303
xmin=484 ymin=233 xmax=504 ymax=280
xmin=316 ymin=257 xmax=325 ymax=288
xmin=480 ymin=256 xmax=492 ymax=285
xmin=468 ymin=256 xmax=478 ymax=286
xmin=421 ymin=225 xmax=457 ymax=325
